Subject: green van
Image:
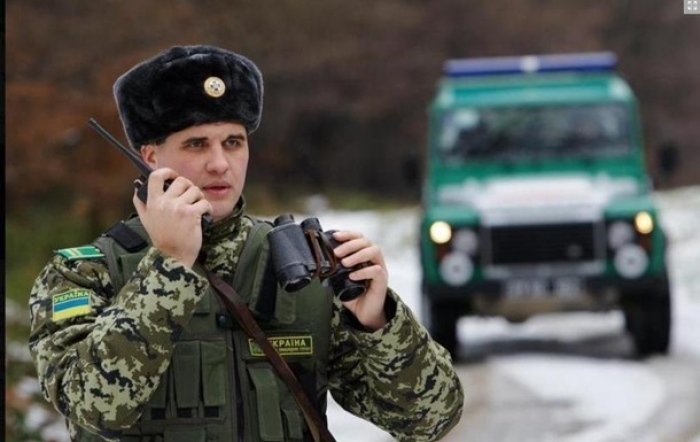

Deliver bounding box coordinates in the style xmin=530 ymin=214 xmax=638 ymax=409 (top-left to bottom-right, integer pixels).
xmin=419 ymin=52 xmax=672 ymax=358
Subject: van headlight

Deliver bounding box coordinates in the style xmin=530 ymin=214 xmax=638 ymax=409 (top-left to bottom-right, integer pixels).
xmin=429 ymin=221 xmax=452 ymax=244
xmin=452 ymin=228 xmax=478 ymax=255
xmin=614 ymin=244 xmax=649 ymax=278
xmin=439 ymin=252 xmax=474 ymax=286
xmin=608 ymin=221 xmax=635 ymax=250
xmin=634 ymin=211 xmax=654 ymax=235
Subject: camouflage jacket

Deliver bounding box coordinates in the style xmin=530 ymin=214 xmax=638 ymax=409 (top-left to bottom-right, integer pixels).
xmin=28 ymin=204 xmax=464 ymax=442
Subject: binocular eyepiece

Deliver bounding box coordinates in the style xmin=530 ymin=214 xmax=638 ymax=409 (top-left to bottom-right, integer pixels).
xmin=267 ymin=214 xmax=368 ymax=302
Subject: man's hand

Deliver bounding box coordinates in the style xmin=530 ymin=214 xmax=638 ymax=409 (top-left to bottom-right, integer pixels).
xmin=332 ymin=231 xmax=389 ymax=331
xmin=133 ymin=168 xmax=212 ymax=268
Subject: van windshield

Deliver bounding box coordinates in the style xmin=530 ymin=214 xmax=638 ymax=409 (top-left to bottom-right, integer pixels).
xmin=438 ymin=104 xmax=631 ymax=162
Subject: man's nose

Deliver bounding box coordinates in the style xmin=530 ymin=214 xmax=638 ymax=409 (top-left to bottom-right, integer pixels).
xmin=206 ymin=146 xmax=229 ymax=173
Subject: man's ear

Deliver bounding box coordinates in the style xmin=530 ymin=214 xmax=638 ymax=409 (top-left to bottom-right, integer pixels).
xmin=141 ymin=144 xmax=157 ymax=168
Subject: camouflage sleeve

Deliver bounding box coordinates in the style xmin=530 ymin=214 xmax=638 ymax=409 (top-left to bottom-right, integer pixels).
xmin=28 ymin=247 xmax=208 ymax=439
xmin=328 ymin=289 xmax=464 ymax=442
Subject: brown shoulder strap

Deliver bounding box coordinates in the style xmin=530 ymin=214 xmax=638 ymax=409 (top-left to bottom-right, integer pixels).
xmin=205 ymin=270 xmax=337 ymax=442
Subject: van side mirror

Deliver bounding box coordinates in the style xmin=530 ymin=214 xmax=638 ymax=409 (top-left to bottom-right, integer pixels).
xmin=657 ymin=141 xmax=680 ymax=178
xmin=402 ymin=154 xmax=421 ymax=188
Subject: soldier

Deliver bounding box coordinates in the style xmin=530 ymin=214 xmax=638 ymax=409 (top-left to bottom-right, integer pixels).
xmin=28 ymin=45 xmax=464 ymax=442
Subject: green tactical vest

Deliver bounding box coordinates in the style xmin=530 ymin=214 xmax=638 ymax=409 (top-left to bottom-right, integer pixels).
xmin=85 ymin=216 xmax=334 ymax=442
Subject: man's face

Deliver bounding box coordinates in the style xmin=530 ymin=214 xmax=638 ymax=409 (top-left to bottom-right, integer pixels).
xmin=141 ymin=121 xmax=249 ymax=221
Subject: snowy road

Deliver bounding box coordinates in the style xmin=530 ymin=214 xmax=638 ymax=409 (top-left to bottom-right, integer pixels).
xmin=322 ymin=186 xmax=700 ymax=442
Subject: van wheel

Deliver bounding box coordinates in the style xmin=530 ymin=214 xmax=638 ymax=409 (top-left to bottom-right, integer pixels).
xmin=623 ymin=286 xmax=671 ymax=358
xmin=422 ymin=296 xmax=460 ymax=359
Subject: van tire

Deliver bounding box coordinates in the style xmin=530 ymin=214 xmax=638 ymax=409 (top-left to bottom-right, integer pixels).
xmin=422 ymin=296 xmax=460 ymax=359
xmin=623 ymin=286 xmax=671 ymax=358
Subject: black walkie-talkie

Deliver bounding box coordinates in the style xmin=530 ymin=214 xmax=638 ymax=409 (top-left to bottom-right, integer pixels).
xmin=87 ymin=118 xmax=213 ymax=230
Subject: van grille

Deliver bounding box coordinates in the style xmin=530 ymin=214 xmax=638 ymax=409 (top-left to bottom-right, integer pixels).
xmin=485 ymin=222 xmax=599 ymax=265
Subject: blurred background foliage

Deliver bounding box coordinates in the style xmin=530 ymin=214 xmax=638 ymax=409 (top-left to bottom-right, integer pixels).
xmin=7 ymin=0 xmax=700 ymax=222
xmin=4 ymin=1 xmax=700 ymax=438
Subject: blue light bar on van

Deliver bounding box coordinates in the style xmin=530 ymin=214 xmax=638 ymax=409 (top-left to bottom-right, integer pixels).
xmin=444 ymin=52 xmax=617 ymax=78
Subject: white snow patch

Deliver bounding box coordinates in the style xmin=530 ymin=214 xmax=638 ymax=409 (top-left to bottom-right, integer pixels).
xmin=493 ymin=356 xmax=665 ymax=442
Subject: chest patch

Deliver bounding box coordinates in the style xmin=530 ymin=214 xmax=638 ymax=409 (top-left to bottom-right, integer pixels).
xmin=52 ymin=289 xmax=92 ymax=321
xmin=248 ymin=335 xmax=314 ymax=357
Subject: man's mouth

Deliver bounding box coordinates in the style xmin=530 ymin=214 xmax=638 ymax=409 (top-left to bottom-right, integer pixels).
xmin=202 ymin=184 xmax=232 ymax=196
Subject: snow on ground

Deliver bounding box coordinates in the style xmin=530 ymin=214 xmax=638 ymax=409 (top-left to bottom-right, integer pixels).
xmin=491 ymin=356 xmax=665 ymax=442
xmin=658 ymin=186 xmax=700 ymax=357
xmin=13 ymin=186 xmax=700 ymax=442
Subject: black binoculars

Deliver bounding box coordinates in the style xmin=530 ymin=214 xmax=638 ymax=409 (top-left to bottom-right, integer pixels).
xmin=267 ymin=214 xmax=368 ymax=302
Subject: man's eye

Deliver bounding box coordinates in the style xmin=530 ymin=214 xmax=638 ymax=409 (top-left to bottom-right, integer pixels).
xmin=224 ymin=138 xmax=243 ymax=148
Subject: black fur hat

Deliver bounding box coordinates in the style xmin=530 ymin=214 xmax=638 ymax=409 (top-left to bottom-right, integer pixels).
xmin=113 ymin=45 xmax=264 ymax=149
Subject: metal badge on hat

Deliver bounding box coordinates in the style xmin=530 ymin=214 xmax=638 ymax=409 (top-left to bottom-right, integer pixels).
xmin=204 ymin=76 xmax=226 ymax=97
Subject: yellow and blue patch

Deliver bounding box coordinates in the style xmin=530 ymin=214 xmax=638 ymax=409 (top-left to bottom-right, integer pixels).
xmin=52 ymin=289 xmax=92 ymax=321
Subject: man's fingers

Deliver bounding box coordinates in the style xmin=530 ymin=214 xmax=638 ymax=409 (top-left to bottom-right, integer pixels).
xmin=332 ymin=230 xmax=362 ymax=243
xmin=146 ymin=168 xmax=179 ymax=198
xmin=330 ymin=230 xmax=386 ymax=270
xmin=135 ymin=167 xmax=210 ymax=227
xmin=192 ymin=199 xmax=214 ymax=218
xmin=332 ymin=232 xmax=370 ymax=258
xmin=348 ymin=263 xmax=385 ymax=281
xmin=180 ymin=184 xmax=206 ymax=204
xmin=341 ymin=244 xmax=382 ymax=268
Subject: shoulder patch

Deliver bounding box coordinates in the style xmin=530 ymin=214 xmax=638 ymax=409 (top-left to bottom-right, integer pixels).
xmin=52 ymin=288 xmax=92 ymax=321
xmin=56 ymin=246 xmax=105 ymax=261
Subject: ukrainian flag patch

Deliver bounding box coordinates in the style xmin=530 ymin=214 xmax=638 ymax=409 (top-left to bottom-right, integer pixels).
xmin=52 ymin=289 xmax=92 ymax=321
xmin=56 ymin=246 xmax=104 ymax=261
